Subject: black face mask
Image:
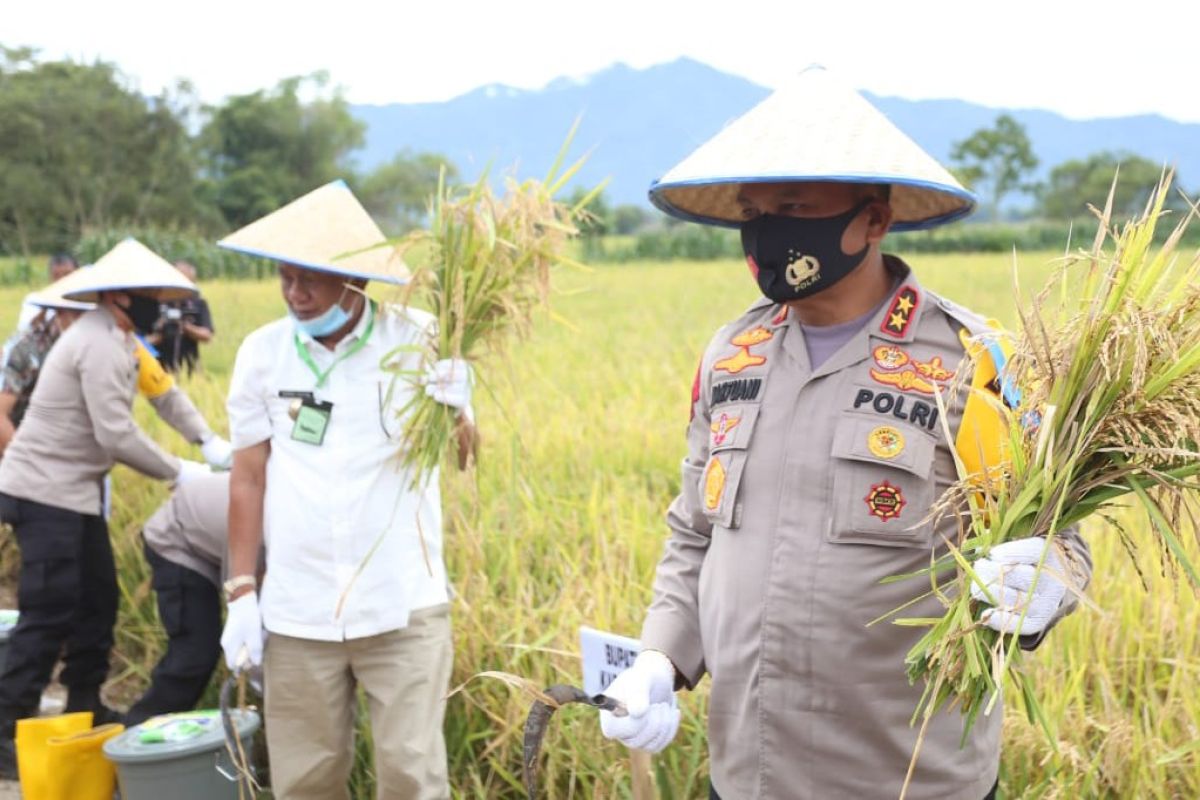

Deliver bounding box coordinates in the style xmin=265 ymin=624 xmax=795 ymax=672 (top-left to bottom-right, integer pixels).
xmin=740 ymin=200 xmax=872 ymax=302
xmin=123 ymin=293 xmax=162 ymax=335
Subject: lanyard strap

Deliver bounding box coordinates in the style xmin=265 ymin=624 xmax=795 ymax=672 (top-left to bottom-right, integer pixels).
xmin=293 ymin=302 xmax=376 ymax=388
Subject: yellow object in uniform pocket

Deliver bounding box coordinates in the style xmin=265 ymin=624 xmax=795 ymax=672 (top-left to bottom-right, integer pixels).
xmin=134 ymin=339 xmax=174 ymax=399
xmin=954 ymin=322 xmax=1013 ymax=482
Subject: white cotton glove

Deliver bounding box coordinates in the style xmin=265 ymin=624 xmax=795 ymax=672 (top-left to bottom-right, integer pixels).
xmin=220 ymin=593 xmax=265 ymax=670
xmin=599 ymin=649 xmax=681 ymax=753
xmin=970 ymin=537 xmax=1068 ymax=636
xmin=423 ymin=359 xmax=474 ymax=419
xmin=199 ymin=434 xmax=234 ymax=470
xmin=174 ymin=458 xmax=212 ymax=486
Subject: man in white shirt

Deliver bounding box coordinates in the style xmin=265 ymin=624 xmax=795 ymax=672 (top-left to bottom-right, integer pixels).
xmin=217 ymin=181 xmax=473 ymax=800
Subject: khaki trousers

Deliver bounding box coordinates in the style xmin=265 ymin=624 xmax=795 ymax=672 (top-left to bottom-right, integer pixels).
xmin=264 ymin=604 xmax=453 ymax=800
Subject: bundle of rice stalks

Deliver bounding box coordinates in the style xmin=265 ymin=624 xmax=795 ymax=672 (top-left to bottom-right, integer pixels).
xmin=386 ymin=128 xmax=601 ymax=482
xmin=895 ymin=174 xmax=1200 ymax=791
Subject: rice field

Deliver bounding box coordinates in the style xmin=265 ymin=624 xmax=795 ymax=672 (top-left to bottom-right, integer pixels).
xmin=0 ymin=251 xmax=1196 ymax=798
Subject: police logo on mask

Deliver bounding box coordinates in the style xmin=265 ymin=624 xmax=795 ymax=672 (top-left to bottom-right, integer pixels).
xmin=785 ymin=252 xmax=821 ymax=289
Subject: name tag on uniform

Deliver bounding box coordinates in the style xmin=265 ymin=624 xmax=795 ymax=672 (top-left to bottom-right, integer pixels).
xmin=281 ymin=390 xmax=334 ymax=446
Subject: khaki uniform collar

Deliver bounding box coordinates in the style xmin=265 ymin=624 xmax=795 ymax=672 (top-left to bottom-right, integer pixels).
xmin=773 ymin=255 xmax=926 ymax=379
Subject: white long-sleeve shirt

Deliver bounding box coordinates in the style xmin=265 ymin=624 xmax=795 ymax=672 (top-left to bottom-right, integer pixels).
xmin=227 ymin=302 xmax=448 ymax=641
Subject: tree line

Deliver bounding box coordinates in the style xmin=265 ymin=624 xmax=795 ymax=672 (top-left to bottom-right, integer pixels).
xmin=0 ymin=46 xmax=456 ymax=257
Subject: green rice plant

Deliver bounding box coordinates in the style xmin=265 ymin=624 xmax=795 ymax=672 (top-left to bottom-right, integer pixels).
xmin=895 ymin=175 xmax=1200 ymax=796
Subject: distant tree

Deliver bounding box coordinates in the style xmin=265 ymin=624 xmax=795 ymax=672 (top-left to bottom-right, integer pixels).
xmin=355 ymin=151 xmax=458 ymax=234
xmin=0 ymin=47 xmax=203 ymax=255
xmin=950 ymin=114 xmax=1039 ymax=219
xmin=200 ymin=73 xmax=364 ymax=228
xmin=1036 ymin=151 xmax=1177 ymax=220
xmin=612 ymin=204 xmax=649 ymax=235
xmin=568 ymin=187 xmax=611 ymax=237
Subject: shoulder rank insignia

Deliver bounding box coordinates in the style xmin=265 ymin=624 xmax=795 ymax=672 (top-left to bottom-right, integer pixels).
xmin=880 ymin=285 xmax=919 ymax=339
xmin=714 ymin=326 xmax=773 ymax=375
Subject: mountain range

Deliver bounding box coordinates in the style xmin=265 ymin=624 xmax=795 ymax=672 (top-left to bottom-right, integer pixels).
xmin=350 ymin=58 xmax=1199 ymax=209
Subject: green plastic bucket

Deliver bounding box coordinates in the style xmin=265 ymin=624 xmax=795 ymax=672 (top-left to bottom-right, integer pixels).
xmin=102 ymin=709 xmax=260 ymax=800
xmin=0 ymin=610 xmax=18 ymax=671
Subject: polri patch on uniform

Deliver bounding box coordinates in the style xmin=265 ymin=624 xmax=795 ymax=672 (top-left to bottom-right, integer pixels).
xmin=704 ymin=457 xmax=726 ymax=511
xmin=710 ymin=413 xmax=741 ymax=447
xmin=852 ymin=388 xmax=939 ymax=431
xmin=714 ymin=326 xmax=773 ymax=374
xmin=711 ymin=377 xmax=762 ymax=406
xmin=867 ymin=425 xmax=905 ymax=459
xmin=880 ymin=285 xmax=919 ymax=338
xmin=864 ymin=481 xmax=906 ymax=521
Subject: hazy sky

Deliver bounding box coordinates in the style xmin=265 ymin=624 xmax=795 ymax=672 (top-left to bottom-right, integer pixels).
xmin=8 ymin=0 xmax=1199 ymax=122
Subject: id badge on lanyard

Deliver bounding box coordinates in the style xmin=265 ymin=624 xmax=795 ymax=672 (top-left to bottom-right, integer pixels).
xmin=281 ymin=390 xmax=334 ymax=445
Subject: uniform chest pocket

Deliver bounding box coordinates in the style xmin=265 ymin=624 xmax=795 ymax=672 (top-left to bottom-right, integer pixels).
xmin=699 ymin=403 xmax=760 ymax=530
xmin=827 ymin=414 xmax=937 ymax=548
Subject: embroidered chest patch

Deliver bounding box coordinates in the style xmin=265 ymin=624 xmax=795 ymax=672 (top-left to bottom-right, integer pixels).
xmin=864 ymin=481 xmax=906 ymax=522
xmin=869 ymin=346 xmax=956 ymax=397
xmin=710 ymin=413 xmax=741 ymax=447
xmin=704 ymin=458 xmax=726 ymax=511
xmin=714 ymin=326 xmax=773 ymax=375
xmin=867 ymin=425 xmax=905 ymax=459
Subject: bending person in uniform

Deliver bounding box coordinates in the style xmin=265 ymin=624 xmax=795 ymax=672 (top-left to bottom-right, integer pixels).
xmin=597 ymin=69 xmax=1093 ymax=800
xmin=0 ymin=240 xmax=221 ymax=778
xmin=126 ymin=472 xmax=243 ymax=727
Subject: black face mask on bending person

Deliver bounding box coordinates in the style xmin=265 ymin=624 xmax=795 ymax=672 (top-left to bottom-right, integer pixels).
xmin=122 ymin=293 xmax=162 ymax=335
xmin=740 ymin=200 xmax=872 ymax=303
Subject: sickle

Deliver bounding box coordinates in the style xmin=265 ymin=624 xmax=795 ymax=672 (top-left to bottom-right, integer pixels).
xmin=522 ymin=684 xmax=627 ymax=799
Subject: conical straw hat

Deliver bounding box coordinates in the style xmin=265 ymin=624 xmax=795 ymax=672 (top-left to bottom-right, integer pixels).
xmin=649 ymin=66 xmax=975 ymax=231
xmin=217 ymin=180 xmax=409 ymax=285
xmin=26 ymin=269 xmax=97 ymax=312
xmin=61 ymin=238 xmax=197 ymax=302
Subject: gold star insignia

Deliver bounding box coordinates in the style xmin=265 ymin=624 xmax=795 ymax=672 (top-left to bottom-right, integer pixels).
xmin=888 ymin=312 xmax=907 ymax=330
xmin=896 ymin=295 xmax=915 ymax=313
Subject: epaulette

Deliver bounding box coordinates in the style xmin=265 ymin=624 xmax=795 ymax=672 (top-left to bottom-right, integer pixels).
xmin=933 ymin=294 xmax=1021 ymax=408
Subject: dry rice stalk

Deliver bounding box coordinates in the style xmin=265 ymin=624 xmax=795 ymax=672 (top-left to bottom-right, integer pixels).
xmin=384 ymin=124 xmax=600 ymax=483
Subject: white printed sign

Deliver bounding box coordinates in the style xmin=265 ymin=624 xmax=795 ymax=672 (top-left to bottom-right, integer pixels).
xmin=580 ymin=625 xmax=642 ymax=696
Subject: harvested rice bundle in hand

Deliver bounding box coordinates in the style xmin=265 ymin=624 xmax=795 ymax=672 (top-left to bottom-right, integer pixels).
xmin=386 ymin=134 xmax=599 ymax=483
xmin=895 ymin=175 xmax=1200 ymax=790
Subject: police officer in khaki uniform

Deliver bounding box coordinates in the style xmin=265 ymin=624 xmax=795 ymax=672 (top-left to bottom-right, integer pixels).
xmin=598 ymin=69 xmax=1092 ymax=799
xmin=0 ymin=239 xmax=221 ymax=777
xmin=126 ymin=472 xmax=232 ymax=726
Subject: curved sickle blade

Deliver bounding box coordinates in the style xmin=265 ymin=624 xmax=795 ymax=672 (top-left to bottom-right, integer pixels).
xmin=521 ymin=684 xmax=626 ymax=799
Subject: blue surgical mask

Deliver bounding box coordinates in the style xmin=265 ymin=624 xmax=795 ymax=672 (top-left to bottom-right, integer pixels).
xmin=291 ymin=300 xmax=351 ymax=338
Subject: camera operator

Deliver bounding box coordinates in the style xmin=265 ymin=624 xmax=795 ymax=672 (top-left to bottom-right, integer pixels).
xmin=149 ymin=261 xmax=214 ymax=374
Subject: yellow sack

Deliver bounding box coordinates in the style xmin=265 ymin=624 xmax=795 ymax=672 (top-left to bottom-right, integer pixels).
xmin=15 ymin=712 xmax=93 ymax=799
xmin=44 ymin=722 xmax=125 ymax=800
xmin=135 ymin=338 xmax=174 ymax=399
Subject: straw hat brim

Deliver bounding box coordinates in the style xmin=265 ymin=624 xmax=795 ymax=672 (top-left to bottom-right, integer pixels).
xmin=650 ymin=175 xmax=976 ymax=232
xmin=25 ymin=290 xmax=95 ymax=312
xmin=59 ymin=239 xmax=196 ymax=303
xmin=217 ymin=180 xmax=409 ymax=286
xmin=648 ymin=66 xmax=976 ymax=231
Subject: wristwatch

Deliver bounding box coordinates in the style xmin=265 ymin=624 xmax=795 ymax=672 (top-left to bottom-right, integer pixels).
xmin=222 ymin=574 xmax=256 ymax=601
